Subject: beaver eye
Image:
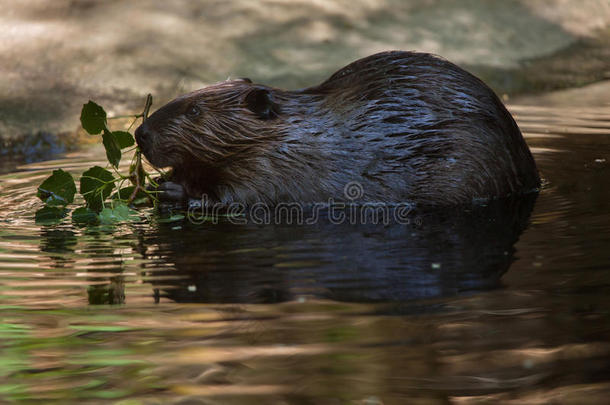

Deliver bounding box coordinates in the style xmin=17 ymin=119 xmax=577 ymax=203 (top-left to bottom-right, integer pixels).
xmin=186 ymin=104 xmax=200 ymax=118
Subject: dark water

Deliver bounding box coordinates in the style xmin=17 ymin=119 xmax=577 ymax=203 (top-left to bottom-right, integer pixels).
xmin=1 ymin=101 xmax=609 ymax=404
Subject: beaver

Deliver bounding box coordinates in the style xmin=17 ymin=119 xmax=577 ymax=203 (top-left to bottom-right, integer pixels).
xmin=135 ymin=51 xmax=539 ymax=206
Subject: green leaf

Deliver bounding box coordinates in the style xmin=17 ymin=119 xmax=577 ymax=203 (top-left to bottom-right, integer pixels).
xmin=111 ymin=186 xmax=147 ymax=202
xmin=72 ymin=207 xmax=100 ymax=225
xmin=98 ymin=203 xmax=139 ymax=224
xmin=112 ymin=131 xmax=135 ymax=149
xmin=112 ymin=186 xmax=134 ymax=200
xmin=80 ymin=166 xmax=115 ymax=212
xmin=35 ymin=206 xmax=69 ymax=224
xmin=37 ymin=169 xmax=76 ymax=206
xmin=80 ymin=101 xmax=107 ymax=135
xmin=102 ymin=131 xmax=121 ymax=168
xmin=112 ymin=203 xmax=139 ymax=221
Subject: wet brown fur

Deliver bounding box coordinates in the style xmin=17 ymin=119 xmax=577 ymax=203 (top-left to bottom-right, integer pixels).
xmin=135 ymin=51 xmax=540 ymax=206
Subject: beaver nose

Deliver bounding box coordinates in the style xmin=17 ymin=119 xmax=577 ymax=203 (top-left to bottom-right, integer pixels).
xmin=134 ymin=122 xmax=150 ymax=150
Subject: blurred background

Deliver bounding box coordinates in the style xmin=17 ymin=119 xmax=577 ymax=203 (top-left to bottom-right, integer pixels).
xmin=1 ymin=0 xmax=609 ymax=167
xmin=2 ymin=2 xmax=610 ymax=404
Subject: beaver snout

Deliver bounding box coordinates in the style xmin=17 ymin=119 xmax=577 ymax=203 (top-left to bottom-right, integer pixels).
xmin=135 ymin=120 xmax=163 ymax=165
xmin=134 ymin=121 xmax=151 ymax=152
xmin=135 ymin=121 xmax=166 ymax=168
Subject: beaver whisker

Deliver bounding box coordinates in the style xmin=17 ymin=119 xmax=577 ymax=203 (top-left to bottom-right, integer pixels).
xmin=180 ymin=138 xmax=227 ymax=161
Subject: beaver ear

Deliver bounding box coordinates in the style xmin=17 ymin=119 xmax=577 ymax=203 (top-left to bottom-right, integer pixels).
xmin=244 ymin=87 xmax=280 ymax=119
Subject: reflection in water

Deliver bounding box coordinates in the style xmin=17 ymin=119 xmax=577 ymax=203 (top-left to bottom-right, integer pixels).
xmin=142 ymin=195 xmax=537 ymax=305
xmin=88 ymin=277 xmax=126 ymax=305
xmin=0 ymin=101 xmax=609 ymax=403
xmin=40 ymin=228 xmax=78 ymax=256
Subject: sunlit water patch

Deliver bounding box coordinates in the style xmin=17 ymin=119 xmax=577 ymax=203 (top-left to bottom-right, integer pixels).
xmin=0 ymin=102 xmax=609 ymax=403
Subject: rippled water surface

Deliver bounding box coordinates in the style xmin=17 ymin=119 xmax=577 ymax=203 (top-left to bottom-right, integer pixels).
xmin=1 ymin=99 xmax=609 ymax=404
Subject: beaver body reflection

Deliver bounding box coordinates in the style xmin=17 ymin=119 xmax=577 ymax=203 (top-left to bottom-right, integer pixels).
xmin=140 ymin=195 xmax=537 ymax=304
xmin=135 ymin=51 xmax=539 ymax=206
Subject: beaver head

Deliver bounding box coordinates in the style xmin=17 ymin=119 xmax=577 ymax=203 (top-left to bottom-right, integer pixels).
xmin=134 ymin=78 xmax=303 ymax=202
xmin=135 ymin=79 xmax=282 ymax=170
